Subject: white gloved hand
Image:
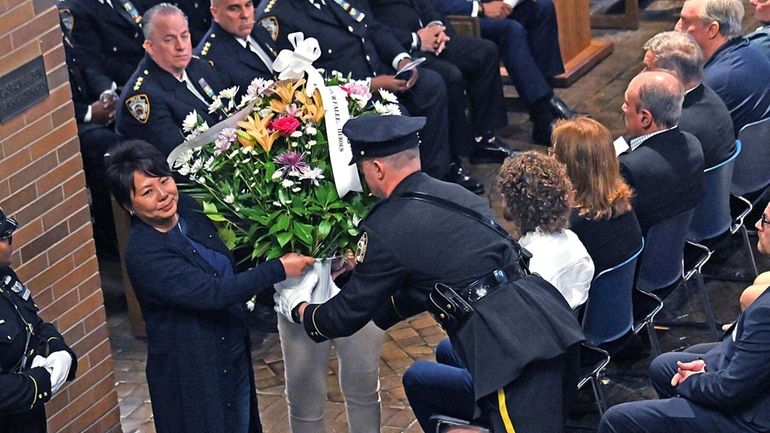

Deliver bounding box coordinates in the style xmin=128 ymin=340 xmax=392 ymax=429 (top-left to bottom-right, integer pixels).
xmin=274 ymin=270 xmax=319 ymax=323
xmin=45 ymin=351 xmax=73 ymax=394
xmin=330 ymin=279 xmax=341 ymax=298
xmin=31 ymin=355 xmax=48 ymax=369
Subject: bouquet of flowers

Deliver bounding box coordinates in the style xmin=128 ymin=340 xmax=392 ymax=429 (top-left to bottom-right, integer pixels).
xmin=172 ymin=70 xmax=401 ymax=263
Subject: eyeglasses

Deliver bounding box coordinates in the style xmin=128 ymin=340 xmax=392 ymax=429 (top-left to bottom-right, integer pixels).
xmin=761 ymin=214 xmax=770 ymax=229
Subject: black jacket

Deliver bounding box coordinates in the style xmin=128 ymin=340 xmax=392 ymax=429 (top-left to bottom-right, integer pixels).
xmin=0 ymin=268 xmax=77 ymax=433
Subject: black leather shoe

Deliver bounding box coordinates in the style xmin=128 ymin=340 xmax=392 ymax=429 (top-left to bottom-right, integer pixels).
xmin=449 ymin=161 xmax=485 ymax=195
xmin=468 ymin=138 xmax=514 ymax=164
xmin=549 ymin=96 xmax=578 ymax=120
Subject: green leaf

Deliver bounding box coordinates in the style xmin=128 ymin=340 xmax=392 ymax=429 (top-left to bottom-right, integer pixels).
xmin=318 ymin=220 xmax=332 ymax=240
xmin=218 ymin=226 xmax=237 ymax=249
xmin=270 ymin=213 xmax=291 ymax=234
xmin=293 ymin=222 xmax=314 ymax=246
xmin=276 ymin=231 xmax=293 ymax=247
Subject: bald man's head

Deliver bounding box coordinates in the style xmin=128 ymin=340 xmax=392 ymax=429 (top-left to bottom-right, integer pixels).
xmin=622 ymin=71 xmax=684 ymax=135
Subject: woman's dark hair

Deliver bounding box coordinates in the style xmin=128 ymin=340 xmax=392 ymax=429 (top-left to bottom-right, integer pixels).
xmin=497 ymin=151 xmax=573 ymax=236
xmin=105 ymin=140 xmax=173 ymax=209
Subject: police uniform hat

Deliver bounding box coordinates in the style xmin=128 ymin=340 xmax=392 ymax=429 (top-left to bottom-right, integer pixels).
xmin=343 ymin=115 xmax=426 ymax=164
xmin=0 ymin=207 xmax=18 ymax=238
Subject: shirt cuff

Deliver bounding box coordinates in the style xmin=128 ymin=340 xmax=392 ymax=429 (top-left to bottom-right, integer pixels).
xmin=83 ymin=105 xmax=92 ymax=123
xmin=411 ymin=33 xmax=420 ymax=51
xmin=472 ymin=1 xmax=480 ymax=17
xmin=392 ymin=53 xmax=411 ymax=71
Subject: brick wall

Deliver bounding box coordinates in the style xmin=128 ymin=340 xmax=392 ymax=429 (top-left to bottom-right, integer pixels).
xmin=0 ymin=0 xmax=122 ymax=432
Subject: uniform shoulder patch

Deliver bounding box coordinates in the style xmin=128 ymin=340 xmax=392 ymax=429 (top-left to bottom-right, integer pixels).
xmin=125 ymin=94 xmax=150 ymax=124
xmin=260 ymin=16 xmax=279 ymax=41
xmin=355 ymin=232 xmax=368 ymax=264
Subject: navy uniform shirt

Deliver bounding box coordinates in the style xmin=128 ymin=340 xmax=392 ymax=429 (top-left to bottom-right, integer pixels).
xmin=116 ymin=55 xmax=227 ymax=158
xmin=68 ymin=0 xmax=146 ymax=92
xmin=196 ymin=22 xmax=278 ymax=90
xmin=301 ymin=172 xmax=515 ymax=341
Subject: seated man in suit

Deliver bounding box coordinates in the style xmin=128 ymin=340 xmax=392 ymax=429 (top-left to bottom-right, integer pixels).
xmin=599 ymin=201 xmax=770 ymax=433
xmin=676 ymin=0 xmax=770 ymax=134
xmin=258 ymin=0 xmax=453 ymax=182
xmin=618 ymin=71 xmax=704 ymax=235
xmin=426 ymin=0 xmax=575 ymax=144
xmin=368 ymin=0 xmax=513 ymax=193
xmin=68 ymin=0 xmax=146 ymax=97
xmin=196 ymin=0 xmax=277 ymax=89
xmin=642 ymin=31 xmax=735 ymax=169
xmin=747 ymin=0 xmax=770 ymax=62
xmin=116 ymin=3 xmax=227 ymax=158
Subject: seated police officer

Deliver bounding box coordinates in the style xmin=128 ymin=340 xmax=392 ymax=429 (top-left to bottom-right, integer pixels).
xmin=196 ymin=0 xmax=277 ymax=89
xmin=0 ymin=209 xmax=78 ymax=433
xmin=273 ymin=114 xmax=584 ymax=433
xmin=67 ymin=0 xmax=146 ymax=95
xmin=116 ymin=3 xmax=227 ymax=158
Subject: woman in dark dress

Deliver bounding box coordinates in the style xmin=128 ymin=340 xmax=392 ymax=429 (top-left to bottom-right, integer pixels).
xmin=551 ymin=117 xmax=643 ymax=273
xmin=104 ymin=141 xmax=314 ymax=433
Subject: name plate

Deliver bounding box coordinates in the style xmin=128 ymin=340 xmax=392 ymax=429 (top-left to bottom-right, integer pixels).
xmin=0 ymin=56 xmax=49 ymax=122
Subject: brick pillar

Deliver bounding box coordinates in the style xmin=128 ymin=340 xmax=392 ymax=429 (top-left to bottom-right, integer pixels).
xmin=0 ymin=0 xmax=122 ymax=432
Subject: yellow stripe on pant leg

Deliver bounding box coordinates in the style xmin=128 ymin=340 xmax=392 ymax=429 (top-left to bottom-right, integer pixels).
xmin=497 ymin=388 xmax=516 ymax=433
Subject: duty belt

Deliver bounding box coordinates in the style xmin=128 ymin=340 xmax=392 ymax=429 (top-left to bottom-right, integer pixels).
xmin=458 ymin=263 xmax=522 ymax=303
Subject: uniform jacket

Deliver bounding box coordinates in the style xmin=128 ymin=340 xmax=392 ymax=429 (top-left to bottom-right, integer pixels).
xmin=679 ymin=83 xmax=735 ymax=168
xmin=0 ymin=268 xmax=77 ymax=433
xmin=704 ymin=37 xmax=770 ymax=134
xmin=116 ymin=55 xmax=226 ymax=158
xmin=677 ymin=287 xmax=770 ymax=430
xmin=124 ymin=194 xmax=285 ymax=433
xmin=196 ymin=22 xmax=277 ymax=90
xmin=747 ymin=24 xmax=770 ymax=63
xmin=367 ymin=0 xmax=452 ymax=48
xmin=619 ymin=128 xmax=704 ymax=234
xmin=300 ymin=172 xmax=515 ymax=341
xmin=258 ymin=0 xmax=405 ymax=78
xmin=68 ymin=0 xmax=147 ymax=92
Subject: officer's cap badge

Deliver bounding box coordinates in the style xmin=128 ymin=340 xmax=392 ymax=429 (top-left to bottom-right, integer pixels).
xmin=355 ymin=232 xmax=368 ymax=264
xmin=260 ymin=16 xmax=279 ymax=41
xmin=126 ymin=94 xmax=150 ymax=124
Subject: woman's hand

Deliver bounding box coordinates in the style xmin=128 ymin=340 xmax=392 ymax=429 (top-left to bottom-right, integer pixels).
xmin=279 ymin=253 xmax=315 ymax=278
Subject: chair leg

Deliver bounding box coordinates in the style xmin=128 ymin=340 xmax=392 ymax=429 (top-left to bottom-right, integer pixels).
xmin=742 ymin=225 xmax=759 ymax=277
xmin=647 ymin=324 xmax=661 ymax=356
xmin=695 ymin=271 xmax=720 ymax=340
xmin=590 ymin=376 xmax=606 ymax=416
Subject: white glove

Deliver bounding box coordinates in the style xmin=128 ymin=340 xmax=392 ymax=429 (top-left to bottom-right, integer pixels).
xmin=274 ymin=270 xmax=319 ymax=323
xmin=31 ymin=355 xmax=48 ymax=369
xmin=45 ymin=351 xmax=73 ymax=394
xmin=311 ymin=278 xmax=341 ymax=303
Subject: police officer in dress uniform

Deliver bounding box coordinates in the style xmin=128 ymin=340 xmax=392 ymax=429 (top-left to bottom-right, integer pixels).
xmin=68 ymin=0 xmax=147 ymax=95
xmin=273 ymin=114 xmax=584 ymax=433
xmin=116 ymin=3 xmax=227 ymax=158
xmin=57 ymin=0 xmax=122 ymax=256
xmin=196 ymin=0 xmax=278 ymax=89
xmin=257 ymin=0 xmax=454 ymax=182
xmin=0 ymin=209 xmax=78 ymax=433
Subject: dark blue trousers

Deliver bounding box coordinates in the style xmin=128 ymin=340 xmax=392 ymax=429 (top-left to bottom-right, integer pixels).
xmin=479 ymin=0 xmax=563 ymax=105
xmin=599 ymin=352 xmax=755 ymax=433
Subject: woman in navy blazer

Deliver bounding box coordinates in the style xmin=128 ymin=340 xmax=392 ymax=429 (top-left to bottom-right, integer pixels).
xmin=105 ymin=140 xmax=313 ymax=433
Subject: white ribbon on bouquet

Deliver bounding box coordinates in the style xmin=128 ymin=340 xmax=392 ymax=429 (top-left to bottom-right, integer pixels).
xmin=272 ymin=32 xmax=363 ymax=198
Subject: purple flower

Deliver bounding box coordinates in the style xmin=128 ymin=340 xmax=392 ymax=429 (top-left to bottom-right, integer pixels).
xmin=274 ymin=150 xmax=309 ymax=176
xmin=214 ymin=128 xmax=237 ymax=155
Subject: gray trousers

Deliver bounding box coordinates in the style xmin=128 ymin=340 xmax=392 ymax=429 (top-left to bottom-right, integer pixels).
xmin=278 ymin=315 xmax=384 ymax=433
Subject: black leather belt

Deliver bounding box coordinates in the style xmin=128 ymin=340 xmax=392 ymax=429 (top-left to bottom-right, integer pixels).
xmin=458 ymin=264 xmax=522 ymax=303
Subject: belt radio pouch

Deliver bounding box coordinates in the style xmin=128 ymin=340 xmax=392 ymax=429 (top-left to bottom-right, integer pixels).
xmin=427 ymin=283 xmax=474 ymax=331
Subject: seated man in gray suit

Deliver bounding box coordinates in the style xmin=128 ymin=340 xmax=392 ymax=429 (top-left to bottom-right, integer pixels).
xmin=642 ymin=31 xmax=734 ymax=169
xmin=599 ymin=200 xmax=770 ymax=433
